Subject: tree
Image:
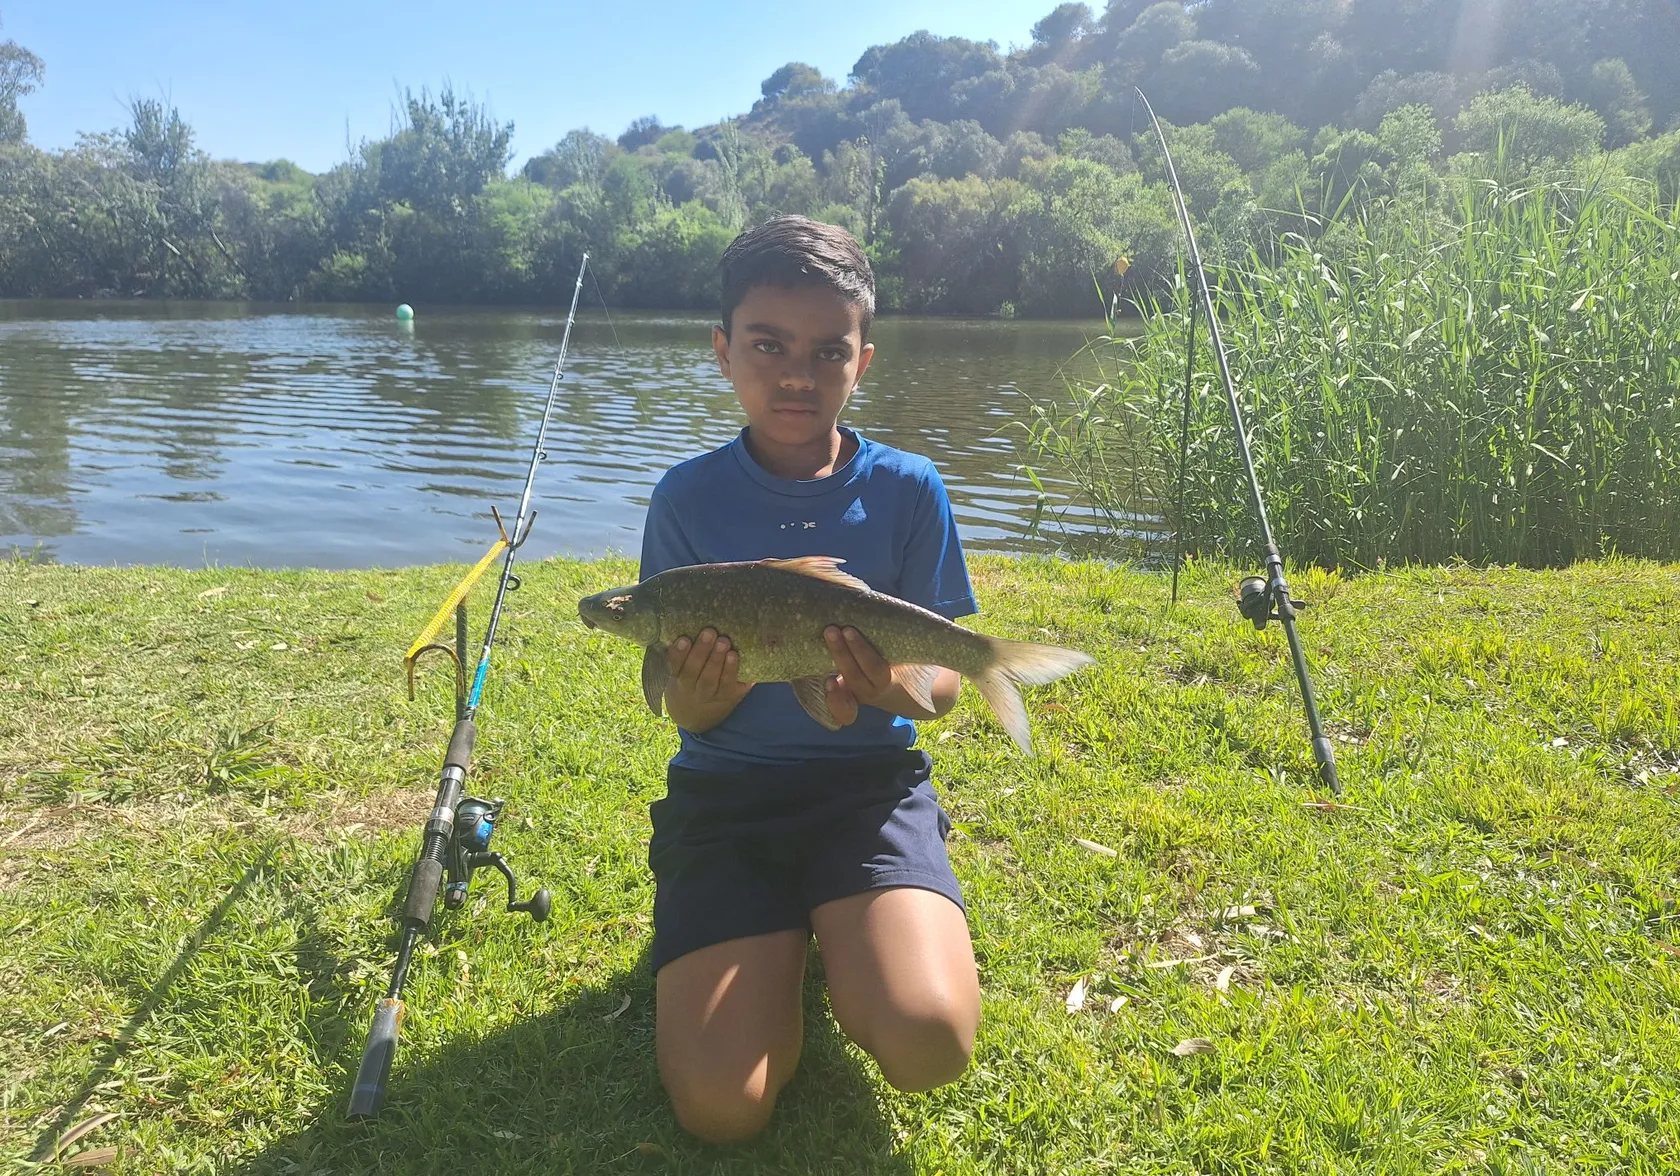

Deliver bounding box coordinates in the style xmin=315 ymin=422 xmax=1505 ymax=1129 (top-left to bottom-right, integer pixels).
xmin=1148 ymin=41 xmax=1261 ymax=126
xmin=849 ymin=31 xmax=1002 ymax=124
xmin=1 ymin=20 xmax=44 ymax=144
xmin=1031 ymin=4 xmax=1094 ymax=61
xmin=1352 ymin=71 xmax=1465 ymax=130
xmin=1208 ymin=108 xmax=1308 ymax=174
xmin=1109 ymin=3 xmax=1194 ymax=75
xmin=1006 ymin=156 xmax=1176 ymax=315
xmin=1376 ymin=104 xmax=1443 ymax=170
xmin=522 ymin=129 xmax=615 ymax=190
xmin=1453 ymin=85 xmax=1606 ymax=173
xmin=617 ymin=116 xmax=668 ymax=152
xmin=760 ymin=63 xmax=835 ymax=103
xmin=374 ymin=86 xmax=513 ymax=216
xmin=886 ymin=174 xmax=1020 ymax=312
xmin=1582 ymin=58 xmax=1652 ymax=148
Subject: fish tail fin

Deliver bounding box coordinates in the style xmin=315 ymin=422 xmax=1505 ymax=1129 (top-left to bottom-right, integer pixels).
xmin=971 ymin=638 xmax=1095 ymax=756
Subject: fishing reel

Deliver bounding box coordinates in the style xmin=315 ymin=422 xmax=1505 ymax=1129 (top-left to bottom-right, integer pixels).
xmin=1235 ymin=575 xmax=1311 ymax=631
xmin=444 ymin=796 xmax=552 ymax=921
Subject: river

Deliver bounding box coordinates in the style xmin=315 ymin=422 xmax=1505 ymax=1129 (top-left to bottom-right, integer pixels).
xmin=0 ymin=301 xmax=1115 ymax=569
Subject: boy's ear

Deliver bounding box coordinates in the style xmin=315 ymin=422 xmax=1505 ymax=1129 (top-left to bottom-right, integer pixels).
xmin=712 ymin=325 xmax=732 ymax=379
xmin=853 ymin=340 xmax=875 ymax=387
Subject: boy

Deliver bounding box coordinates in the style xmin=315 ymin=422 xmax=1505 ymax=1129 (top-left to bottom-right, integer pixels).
xmin=638 ymin=215 xmax=981 ymax=1144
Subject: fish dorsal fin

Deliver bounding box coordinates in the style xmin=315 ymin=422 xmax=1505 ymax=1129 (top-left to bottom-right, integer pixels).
xmin=759 ymin=556 xmax=870 ymax=592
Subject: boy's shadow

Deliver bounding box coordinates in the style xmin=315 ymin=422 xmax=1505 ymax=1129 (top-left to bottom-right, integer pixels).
xmin=238 ymin=935 xmax=914 ymax=1176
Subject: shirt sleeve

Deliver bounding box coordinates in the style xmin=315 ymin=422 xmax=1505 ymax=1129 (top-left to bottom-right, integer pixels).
xmin=898 ymin=461 xmax=978 ymax=620
xmin=638 ymin=477 xmax=701 ymax=581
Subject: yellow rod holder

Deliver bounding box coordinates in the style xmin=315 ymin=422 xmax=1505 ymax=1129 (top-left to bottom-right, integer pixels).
xmin=404 ymin=538 xmax=508 ymax=666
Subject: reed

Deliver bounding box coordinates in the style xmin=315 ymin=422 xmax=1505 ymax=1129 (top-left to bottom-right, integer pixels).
xmin=1023 ymin=173 xmax=1680 ymax=569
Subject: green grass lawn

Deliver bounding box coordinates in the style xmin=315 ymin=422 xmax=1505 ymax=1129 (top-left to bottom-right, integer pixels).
xmin=2 ymin=554 xmax=1677 ymax=1174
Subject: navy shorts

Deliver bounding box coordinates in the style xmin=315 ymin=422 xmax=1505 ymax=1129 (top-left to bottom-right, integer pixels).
xmin=646 ymin=749 xmax=965 ymax=973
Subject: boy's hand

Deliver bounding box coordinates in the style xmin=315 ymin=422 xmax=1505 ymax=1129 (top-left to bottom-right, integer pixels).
xmin=823 ymin=626 xmax=959 ymax=725
xmin=663 ymin=629 xmax=753 ymax=732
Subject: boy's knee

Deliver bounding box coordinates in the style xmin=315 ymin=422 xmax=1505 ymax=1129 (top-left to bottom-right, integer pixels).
xmin=665 ymin=1076 xmax=778 ymax=1145
xmin=868 ymin=1006 xmax=975 ymax=1093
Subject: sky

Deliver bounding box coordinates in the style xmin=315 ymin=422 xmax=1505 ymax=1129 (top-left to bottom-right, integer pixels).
xmin=7 ymin=0 xmax=1050 ymax=173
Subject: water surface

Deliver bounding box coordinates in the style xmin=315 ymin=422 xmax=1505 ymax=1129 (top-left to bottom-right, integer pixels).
xmin=0 ymin=301 xmax=1112 ymax=568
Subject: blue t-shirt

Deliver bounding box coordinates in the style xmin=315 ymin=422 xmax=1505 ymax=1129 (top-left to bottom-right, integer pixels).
xmin=638 ymin=426 xmax=978 ymax=773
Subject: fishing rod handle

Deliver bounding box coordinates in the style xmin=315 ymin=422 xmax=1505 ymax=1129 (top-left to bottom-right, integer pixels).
xmin=403 ymin=719 xmax=476 ymax=924
xmin=347 ymin=997 xmax=404 ymax=1119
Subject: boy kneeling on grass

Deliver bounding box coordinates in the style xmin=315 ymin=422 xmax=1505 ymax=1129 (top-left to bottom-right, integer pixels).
xmin=637 ymin=214 xmax=981 ymax=1143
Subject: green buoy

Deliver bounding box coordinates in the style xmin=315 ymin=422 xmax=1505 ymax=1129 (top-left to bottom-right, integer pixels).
xmin=395 ymin=303 xmax=414 ymax=321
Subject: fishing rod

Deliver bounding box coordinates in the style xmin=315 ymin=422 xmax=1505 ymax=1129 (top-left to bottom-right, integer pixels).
xmin=1134 ymin=89 xmax=1341 ymax=798
xmin=346 ymin=253 xmax=591 ymax=1120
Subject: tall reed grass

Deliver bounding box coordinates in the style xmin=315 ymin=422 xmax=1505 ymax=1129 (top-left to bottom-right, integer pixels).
xmin=1023 ymin=174 xmax=1680 ymax=569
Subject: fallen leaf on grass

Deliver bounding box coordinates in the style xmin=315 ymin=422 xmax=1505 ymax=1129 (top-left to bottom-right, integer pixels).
xmin=269 ymin=642 xmax=289 ymax=651
xmin=1221 ymin=904 xmax=1259 ymax=919
xmin=64 ymin=1147 xmax=119 ymax=1169
xmin=636 ymin=1142 xmax=672 ymax=1158
xmin=492 ymin=1129 xmax=520 ymax=1140
xmin=1170 ymin=1037 xmax=1216 ymax=1057
xmin=1109 ymin=995 xmax=1128 ymax=1013
xmin=1184 ymin=932 xmax=1204 ymax=950
xmin=235 ymin=641 xmax=256 ymax=651
xmin=1065 ymin=976 xmax=1089 ymax=1012
xmin=1145 ymin=955 xmax=1211 ymax=969
xmin=54 ymin=1113 xmax=118 ymax=1159
xmin=197 ymin=586 xmax=228 ymax=600
xmin=1074 ymin=837 xmax=1117 ymax=857
xmin=366 ymin=592 xmax=387 ymax=602
xmin=603 ymin=993 xmax=631 ymax=1020
xmin=1214 ymin=965 xmax=1235 ymax=992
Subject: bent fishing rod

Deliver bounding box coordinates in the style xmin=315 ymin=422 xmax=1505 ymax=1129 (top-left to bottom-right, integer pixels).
xmin=1134 ymin=89 xmax=1341 ymax=798
xmin=346 ymin=253 xmax=591 ymax=1120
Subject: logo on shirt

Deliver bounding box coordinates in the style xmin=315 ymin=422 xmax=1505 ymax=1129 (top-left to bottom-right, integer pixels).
xmin=779 ymin=521 xmax=818 ymax=530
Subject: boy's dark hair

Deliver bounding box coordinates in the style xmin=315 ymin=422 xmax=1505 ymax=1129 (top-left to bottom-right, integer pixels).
xmin=718 ymin=214 xmax=875 ymax=341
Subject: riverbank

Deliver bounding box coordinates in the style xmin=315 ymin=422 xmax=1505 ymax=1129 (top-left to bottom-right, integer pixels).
xmin=3 ymin=556 xmax=1677 ymax=1172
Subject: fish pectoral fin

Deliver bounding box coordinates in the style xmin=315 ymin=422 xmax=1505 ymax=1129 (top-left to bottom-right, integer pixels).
xmin=790 ymin=675 xmax=843 ymax=731
xmin=759 ymin=556 xmax=870 ymax=593
xmin=890 ymin=663 xmax=943 ymax=713
xmin=641 ymin=645 xmax=671 ymax=717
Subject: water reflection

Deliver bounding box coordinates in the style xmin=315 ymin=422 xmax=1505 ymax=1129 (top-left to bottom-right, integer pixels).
xmin=0 ymin=302 xmax=1115 ymax=568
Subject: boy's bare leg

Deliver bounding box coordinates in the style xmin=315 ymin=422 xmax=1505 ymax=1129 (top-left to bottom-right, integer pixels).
xmin=655 ymin=929 xmax=808 ymax=1144
xmin=810 ymin=888 xmax=979 ymax=1092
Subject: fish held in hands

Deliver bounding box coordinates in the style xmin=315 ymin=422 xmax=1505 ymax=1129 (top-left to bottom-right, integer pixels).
xmin=576 ymin=556 xmax=1094 ymax=754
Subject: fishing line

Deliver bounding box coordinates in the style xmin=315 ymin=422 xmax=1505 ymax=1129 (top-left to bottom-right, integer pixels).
xmin=1133 ymin=88 xmax=1342 ymax=798
xmin=589 ymin=263 xmax=623 ymax=350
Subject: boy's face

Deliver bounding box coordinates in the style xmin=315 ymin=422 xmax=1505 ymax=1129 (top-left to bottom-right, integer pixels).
xmin=712 ymin=283 xmax=874 ymax=451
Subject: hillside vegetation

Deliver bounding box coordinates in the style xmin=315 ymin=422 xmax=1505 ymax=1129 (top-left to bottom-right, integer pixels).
xmin=3 ymin=2 xmax=1679 ymax=314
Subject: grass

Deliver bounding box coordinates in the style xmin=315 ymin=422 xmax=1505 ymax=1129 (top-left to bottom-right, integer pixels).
xmin=1023 ymin=173 xmax=1680 ymax=569
xmin=2 ymin=552 xmax=1679 ymax=1174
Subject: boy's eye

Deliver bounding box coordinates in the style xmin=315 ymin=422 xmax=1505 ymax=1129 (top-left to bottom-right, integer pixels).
xmin=818 ymin=348 xmax=849 ymax=363
xmin=753 ymin=340 xmax=781 ymax=354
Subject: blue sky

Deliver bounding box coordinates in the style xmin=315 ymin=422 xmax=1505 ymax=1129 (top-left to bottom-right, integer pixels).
xmin=8 ymin=0 xmax=1050 ymax=172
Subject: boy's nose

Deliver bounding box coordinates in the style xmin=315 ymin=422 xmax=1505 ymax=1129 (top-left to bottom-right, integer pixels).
xmin=778 ymin=362 xmax=817 ymax=390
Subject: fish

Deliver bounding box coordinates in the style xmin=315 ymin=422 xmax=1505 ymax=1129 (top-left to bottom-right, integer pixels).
xmin=576 ymin=555 xmax=1094 ymax=754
